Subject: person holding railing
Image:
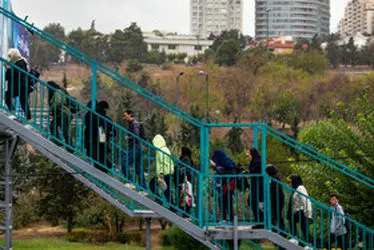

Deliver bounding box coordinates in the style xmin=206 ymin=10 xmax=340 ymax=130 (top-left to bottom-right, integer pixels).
xmin=84 ymin=100 xmax=114 ymax=173
xmin=247 ymin=148 xmax=264 ymax=228
xmin=266 ymin=165 xmax=287 ymax=250
xmin=97 ymin=101 xmax=115 ymax=173
xmin=175 ymin=146 xmax=194 ymax=217
xmin=5 ymin=48 xmax=32 ymax=121
xmin=287 ymin=175 xmax=313 ymax=250
xmin=122 ymin=110 xmax=147 ymax=189
xmin=211 ymin=149 xmax=236 ymax=223
xmin=150 ymin=134 xmax=175 ymax=205
xmin=47 ymin=81 xmax=76 ymax=146
xmin=329 ymin=194 xmax=347 ymax=250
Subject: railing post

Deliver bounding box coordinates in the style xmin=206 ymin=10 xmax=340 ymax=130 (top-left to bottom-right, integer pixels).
xmin=261 ymin=125 xmax=271 ymax=229
xmin=198 ymin=123 xmax=210 ymax=228
xmin=253 ymin=124 xmax=259 ymax=150
xmin=198 ymin=124 xmax=205 ymax=228
xmin=91 ymin=63 xmax=97 ymax=110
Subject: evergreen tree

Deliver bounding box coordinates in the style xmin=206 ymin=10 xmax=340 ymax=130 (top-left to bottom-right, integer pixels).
xmin=325 ymin=34 xmax=341 ymax=68
xmin=146 ymin=110 xmax=158 ymax=139
xmin=62 ymin=71 xmax=68 ymax=89
xmin=37 ymin=159 xmax=88 ymax=233
xmin=225 ymin=118 xmax=244 ymax=154
xmin=115 ymin=90 xmax=133 ymax=128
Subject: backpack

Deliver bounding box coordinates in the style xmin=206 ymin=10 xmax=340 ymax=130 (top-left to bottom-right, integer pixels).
xmin=138 ymin=122 xmax=147 ymax=141
xmin=344 ymin=212 xmax=352 ymax=231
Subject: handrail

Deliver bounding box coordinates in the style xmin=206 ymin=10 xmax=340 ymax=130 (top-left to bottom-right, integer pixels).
xmin=264 ymin=124 xmax=374 ymax=188
xmin=270 ymin=177 xmax=374 ymax=234
xmin=0 ymin=6 xmax=202 ymax=127
xmin=0 ymin=57 xmax=201 ymax=219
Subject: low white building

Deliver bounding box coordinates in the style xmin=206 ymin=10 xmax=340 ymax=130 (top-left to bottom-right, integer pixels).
xmin=143 ymin=32 xmax=213 ymax=57
xmin=338 ymin=33 xmax=371 ymax=49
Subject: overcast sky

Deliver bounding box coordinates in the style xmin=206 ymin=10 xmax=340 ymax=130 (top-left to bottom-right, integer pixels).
xmin=11 ymin=0 xmax=347 ymax=36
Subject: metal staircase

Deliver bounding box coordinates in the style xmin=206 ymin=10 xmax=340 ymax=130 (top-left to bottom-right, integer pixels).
xmin=0 ymin=7 xmax=373 ymax=250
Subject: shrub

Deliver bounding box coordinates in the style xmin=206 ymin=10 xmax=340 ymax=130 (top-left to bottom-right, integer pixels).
xmin=116 ymin=232 xmax=131 ymax=244
xmin=64 ymin=229 xmax=109 ymax=243
xmin=64 ymin=229 xmax=91 ymax=242
xmin=161 ymin=226 xmax=208 ymax=250
xmin=130 ymin=232 xmax=146 ymax=247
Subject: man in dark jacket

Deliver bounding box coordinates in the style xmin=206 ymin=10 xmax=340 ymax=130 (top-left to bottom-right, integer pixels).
xmin=122 ymin=110 xmax=146 ymax=189
xmin=248 ymin=148 xmax=264 ymax=226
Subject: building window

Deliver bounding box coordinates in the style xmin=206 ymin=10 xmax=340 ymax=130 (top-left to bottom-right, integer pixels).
xmin=168 ymin=45 xmax=177 ymax=50
xmin=151 ymin=44 xmax=160 ymax=50
xmin=195 ymin=45 xmax=202 ymax=51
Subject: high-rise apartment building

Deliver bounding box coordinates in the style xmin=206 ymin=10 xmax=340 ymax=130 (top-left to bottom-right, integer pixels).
xmin=255 ymin=0 xmax=330 ymax=40
xmin=190 ymin=0 xmax=243 ymax=38
xmin=338 ymin=0 xmax=374 ymax=39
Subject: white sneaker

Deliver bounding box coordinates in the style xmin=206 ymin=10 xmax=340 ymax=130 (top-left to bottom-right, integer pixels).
xmin=125 ymin=183 xmax=135 ymax=190
xmin=289 ymin=238 xmax=299 ymax=246
xmin=304 ymin=246 xmax=313 ymax=250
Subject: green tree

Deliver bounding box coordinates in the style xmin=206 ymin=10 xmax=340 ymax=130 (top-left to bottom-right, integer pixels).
xmin=309 ymin=34 xmax=323 ymax=52
xmin=37 ymin=159 xmax=89 ymax=233
xmin=225 ymin=118 xmax=244 ymax=154
xmin=30 ymin=23 xmax=66 ymax=70
xmin=143 ymin=50 xmax=166 ymax=65
xmin=126 ymin=59 xmax=143 ymax=73
xmin=120 ymin=23 xmax=147 ymax=61
xmin=67 ymin=28 xmax=109 ymax=62
xmin=214 ymin=39 xmax=241 ymax=66
xmin=325 ymin=34 xmax=341 ymax=68
xmin=62 ymin=71 xmax=68 ymax=89
xmin=180 ymin=105 xmax=202 ymax=147
xmin=115 ymin=90 xmax=134 ymax=128
xmin=287 ymin=50 xmax=328 ymax=75
xmin=359 ymin=41 xmax=374 ymax=69
xmin=238 ymin=48 xmax=272 ymax=75
xmin=294 ymin=37 xmax=310 ymax=51
xmin=292 ymin=93 xmax=374 ymax=226
xmin=341 ymin=37 xmax=359 ymax=66
xmin=211 ymin=30 xmax=246 ymax=52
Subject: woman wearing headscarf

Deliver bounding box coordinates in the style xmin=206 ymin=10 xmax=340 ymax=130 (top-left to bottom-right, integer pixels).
xmin=47 ymin=81 xmax=73 ymax=145
xmin=151 ymin=134 xmax=174 ymax=202
xmin=5 ymin=48 xmax=32 ymax=121
xmin=248 ymin=148 xmax=264 ymax=226
xmin=175 ymin=146 xmax=194 ymax=216
xmin=266 ymin=165 xmax=286 ymax=241
xmin=97 ymin=100 xmax=115 ymax=173
xmin=288 ymin=175 xmax=313 ymax=245
xmin=211 ymin=149 xmax=236 ymax=222
xmin=84 ymin=100 xmax=114 ymax=173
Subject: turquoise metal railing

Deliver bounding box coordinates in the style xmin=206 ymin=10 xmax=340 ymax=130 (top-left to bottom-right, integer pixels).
xmin=2 ymin=56 xmax=374 ymax=249
xmin=269 ymin=177 xmax=374 ymax=249
xmin=1 ymin=5 xmax=374 ymax=246
xmin=0 ymin=6 xmax=202 ymax=127
xmin=264 ymin=124 xmax=374 ymax=189
xmin=0 ymin=57 xmax=201 ymax=222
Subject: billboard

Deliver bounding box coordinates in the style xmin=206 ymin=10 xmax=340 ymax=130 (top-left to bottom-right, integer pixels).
xmin=0 ymin=0 xmax=31 ymax=108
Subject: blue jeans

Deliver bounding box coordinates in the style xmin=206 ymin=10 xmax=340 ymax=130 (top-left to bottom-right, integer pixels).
xmin=122 ymin=148 xmax=147 ymax=189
